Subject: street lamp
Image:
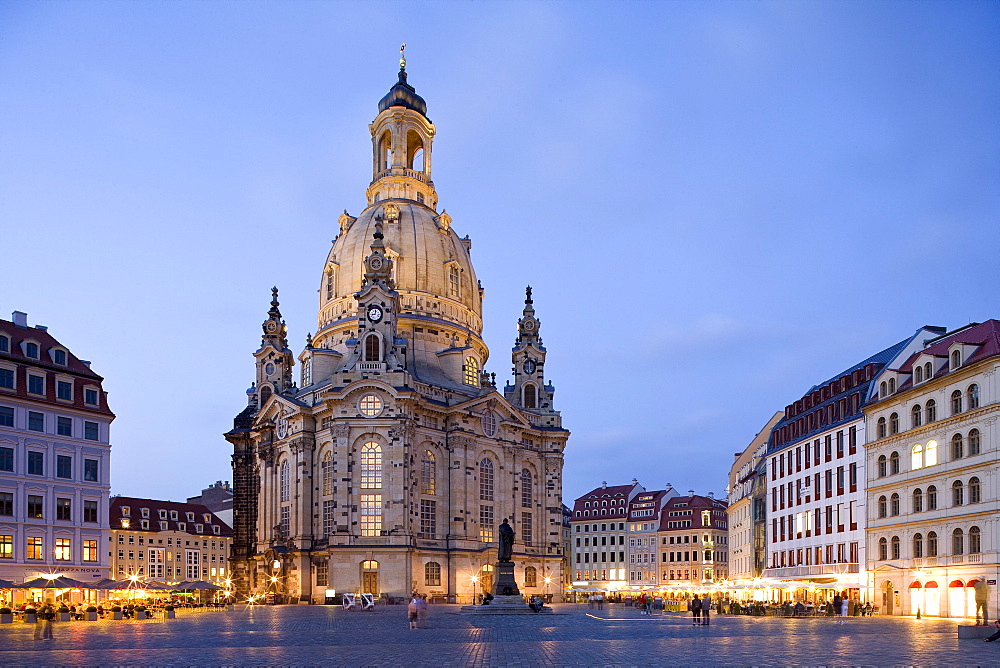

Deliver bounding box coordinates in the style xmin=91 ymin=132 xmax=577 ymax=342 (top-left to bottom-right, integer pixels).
xmin=470 ymin=575 xmax=479 ymax=605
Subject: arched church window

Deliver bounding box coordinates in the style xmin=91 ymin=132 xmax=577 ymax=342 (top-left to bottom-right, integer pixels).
xmin=360 ymin=442 xmax=382 ymax=489
xmin=524 ymin=566 xmax=537 ymax=587
xmin=479 ymin=458 xmax=494 ymax=501
xmin=523 ymin=383 xmax=537 ymax=409
xmin=421 ymin=450 xmax=436 ymax=495
xmin=280 ymin=460 xmax=290 ymax=502
xmin=326 ymin=269 xmax=336 ymax=301
xmin=259 ymin=385 xmax=272 ymax=405
xmin=464 ymin=356 xmax=479 ymax=386
xmin=365 ymin=334 xmax=381 ymax=362
xmin=322 ymin=452 xmax=334 ymax=495
xmin=425 ymin=561 xmax=441 ymax=587
xmin=521 ymin=469 xmax=533 ymax=508
xmin=449 ymin=266 xmax=460 ymax=298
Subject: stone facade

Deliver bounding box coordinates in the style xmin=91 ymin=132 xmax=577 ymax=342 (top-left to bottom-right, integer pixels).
xmin=226 ymin=64 xmax=568 ymax=604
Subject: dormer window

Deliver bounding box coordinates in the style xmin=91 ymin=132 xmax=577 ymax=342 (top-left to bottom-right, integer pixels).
xmin=951 ymin=350 xmax=961 ymax=369
xmin=121 ymin=518 xmax=130 ymax=528
xmin=141 ymin=508 xmax=150 ymax=518
xmin=0 ymin=336 xmax=8 ymax=352
xmin=186 ymin=512 xmax=195 ymax=522
xmin=177 ymin=522 xmax=186 ymax=531
xmin=159 ymin=509 xmax=167 ymax=519
xmin=203 ymin=514 xmax=212 ymax=523
xmin=888 ymin=378 xmax=896 ymax=394
xmin=924 ymin=362 xmax=932 ymax=380
xmin=25 ymin=342 xmax=39 ymax=359
xmin=195 ymin=524 xmax=204 ymax=533
xmin=170 ymin=510 xmax=178 ymax=520
xmin=915 ymin=366 xmax=923 ymax=383
xmin=53 ymin=349 xmax=67 ymax=365
xmin=121 ymin=506 xmax=131 ymax=517
xmin=160 ymin=521 xmax=168 ymax=530
xmin=213 ymin=525 xmax=221 ymax=535
xmin=141 ymin=519 xmax=149 ymax=530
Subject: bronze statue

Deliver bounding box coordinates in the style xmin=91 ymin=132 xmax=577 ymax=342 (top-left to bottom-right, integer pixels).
xmin=498 ymin=518 xmax=515 ymax=562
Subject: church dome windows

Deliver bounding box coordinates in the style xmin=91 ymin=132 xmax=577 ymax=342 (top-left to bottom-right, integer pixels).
xmin=420 ymin=449 xmax=436 ymax=494
xmin=463 ymin=356 xmax=479 ymax=385
xmin=358 ymin=393 xmax=384 ymax=418
xmin=279 ymin=460 xmax=290 ymax=502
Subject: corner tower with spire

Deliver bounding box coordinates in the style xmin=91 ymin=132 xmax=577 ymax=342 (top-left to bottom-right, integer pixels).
xmin=506 ymin=286 xmax=561 ymax=428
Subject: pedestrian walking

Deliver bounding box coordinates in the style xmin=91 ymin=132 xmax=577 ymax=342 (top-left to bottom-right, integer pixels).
xmin=701 ymin=595 xmax=712 ymax=626
xmin=596 ymin=593 xmax=604 ymax=611
xmin=407 ymin=596 xmax=419 ymax=630
xmin=690 ymin=595 xmax=702 ymax=626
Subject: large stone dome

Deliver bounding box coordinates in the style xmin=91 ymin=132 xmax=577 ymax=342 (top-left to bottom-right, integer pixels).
xmin=315 ymin=199 xmax=483 ymax=350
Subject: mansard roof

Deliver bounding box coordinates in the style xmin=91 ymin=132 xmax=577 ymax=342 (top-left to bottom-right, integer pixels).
xmin=899 ymin=320 xmax=1000 ymax=372
xmin=110 ymin=496 xmax=234 ymax=537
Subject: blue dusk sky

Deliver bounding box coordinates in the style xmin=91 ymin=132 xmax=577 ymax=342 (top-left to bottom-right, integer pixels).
xmin=2 ymin=1 xmax=997 ymax=503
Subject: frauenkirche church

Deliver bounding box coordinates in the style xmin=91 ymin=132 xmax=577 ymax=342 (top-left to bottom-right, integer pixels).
xmin=225 ymin=53 xmax=569 ymax=603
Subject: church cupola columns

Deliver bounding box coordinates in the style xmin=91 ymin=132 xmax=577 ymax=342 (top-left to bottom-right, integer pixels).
xmin=366 ymin=44 xmax=438 ymax=209
xmin=255 ymin=287 xmax=294 ymax=400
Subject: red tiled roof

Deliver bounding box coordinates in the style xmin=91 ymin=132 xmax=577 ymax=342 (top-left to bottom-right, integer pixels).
xmin=898 ymin=320 xmax=1000 ymax=373
xmin=658 ymin=495 xmax=728 ymax=531
xmin=570 ymin=483 xmax=635 ymax=517
xmin=110 ymin=496 xmax=233 ymax=537
xmin=0 ymin=318 xmax=114 ymax=417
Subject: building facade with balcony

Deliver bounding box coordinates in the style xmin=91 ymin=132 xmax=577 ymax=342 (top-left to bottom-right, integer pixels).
xmin=0 ymin=312 xmax=114 ymax=585
xmin=569 ymin=481 xmax=642 ymax=594
xmin=763 ymin=328 xmax=940 ymax=598
xmin=626 ymin=487 xmax=677 ymax=588
xmin=109 ymin=497 xmax=233 ymax=585
xmin=727 ymin=412 xmax=782 ymax=584
xmin=657 ymin=493 xmax=729 ymax=586
xmin=865 ymin=320 xmax=1000 ymax=619
xmin=225 ymin=62 xmax=568 ymax=604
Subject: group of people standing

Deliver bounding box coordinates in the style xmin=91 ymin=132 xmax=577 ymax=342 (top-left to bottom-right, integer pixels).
xmin=406 ymin=594 xmax=428 ymax=629
xmin=586 ymin=593 xmax=605 ymax=610
xmin=688 ymin=595 xmax=713 ymax=625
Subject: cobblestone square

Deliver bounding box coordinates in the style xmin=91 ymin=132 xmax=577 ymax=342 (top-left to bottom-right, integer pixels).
xmin=1 ymin=603 xmax=998 ymax=666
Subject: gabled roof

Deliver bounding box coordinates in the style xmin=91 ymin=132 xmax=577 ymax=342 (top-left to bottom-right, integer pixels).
xmin=0 ymin=318 xmax=103 ymax=380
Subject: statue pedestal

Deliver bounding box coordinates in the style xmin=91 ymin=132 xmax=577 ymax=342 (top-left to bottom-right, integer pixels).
xmin=492 ymin=561 xmax=521 ymax=597
xmin=459 ymin=560 xmax=551 ymax=614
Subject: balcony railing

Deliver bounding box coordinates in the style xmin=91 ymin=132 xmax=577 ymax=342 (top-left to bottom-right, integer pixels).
xmin=358 ymin=362 xmax=386 ymax=373
xmin=764 ymin=562 xmax=859 ymax=579
xmin=372 ymin=168 xmax=428 ymax=184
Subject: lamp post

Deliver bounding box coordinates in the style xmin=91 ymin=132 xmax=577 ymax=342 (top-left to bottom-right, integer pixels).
xmin=544 ymin=576 xmax=552 ymax=603
xmin=470 ymin=575 xmax=479 ymax=605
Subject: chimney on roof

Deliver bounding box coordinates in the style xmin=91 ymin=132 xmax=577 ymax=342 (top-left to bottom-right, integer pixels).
xmin=665 ymin=482 xmax=673 ymax=491
xmin=632 ymin=478 xmax=638 ymax=485
xmin=688 ymin=490 xmax=695 ymax=496
xmin=80 ymin=360 xmax=92 ymax=368
xmin=12 ymin=311 xmax=27 ymax=327
xmin=602 ymin=481 xmax=607 ymax=489
xmin=708 ymin=492 xmax=714 ymax=499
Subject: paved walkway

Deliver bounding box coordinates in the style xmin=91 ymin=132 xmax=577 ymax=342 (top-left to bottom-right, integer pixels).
xmin=0 ymin=603 xmax=997 ymax=666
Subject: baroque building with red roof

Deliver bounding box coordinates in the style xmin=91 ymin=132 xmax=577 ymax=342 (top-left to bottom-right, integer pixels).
xmin=0 ymin=311 xmax=114 ymax=586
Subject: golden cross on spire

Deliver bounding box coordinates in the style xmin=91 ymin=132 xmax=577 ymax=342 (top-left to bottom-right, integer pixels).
xmin=399 ymin=43 xmax=406 ymax=69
